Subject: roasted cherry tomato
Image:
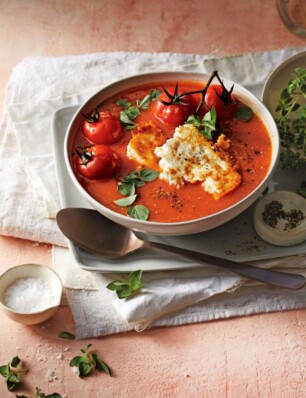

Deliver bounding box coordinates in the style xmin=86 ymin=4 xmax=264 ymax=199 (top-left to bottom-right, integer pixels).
xmin=153 ymin=88 xmax=197 ymax=126
xmin=82 ymin=109 xmax=123 ymax=145
xmin=75 ymin=145 xmax=122 ymax=180
xmin=201 ymin=84 xmax=236 ymax=121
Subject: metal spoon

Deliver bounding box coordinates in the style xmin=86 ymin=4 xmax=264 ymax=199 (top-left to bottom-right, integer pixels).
xmin=56 ymin=208 xmax=305 ymax=290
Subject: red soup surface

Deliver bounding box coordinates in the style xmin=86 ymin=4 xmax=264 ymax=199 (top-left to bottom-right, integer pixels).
xmin=70 ymin=80 xmax=272 ymax=223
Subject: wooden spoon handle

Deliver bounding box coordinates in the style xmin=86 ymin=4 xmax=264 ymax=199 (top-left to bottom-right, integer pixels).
xmin=147 ymin=241 xmax=305 ymax=290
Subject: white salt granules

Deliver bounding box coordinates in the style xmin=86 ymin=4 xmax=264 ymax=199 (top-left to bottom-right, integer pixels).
xmin=4 ymin=277 xmax=55 ymax=313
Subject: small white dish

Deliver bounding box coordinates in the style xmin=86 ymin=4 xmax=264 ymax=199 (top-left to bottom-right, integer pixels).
xmin=0 ymin=264 xmax=63 ymax=325
xmin=253 ymin=191 xmax=306 ymax=246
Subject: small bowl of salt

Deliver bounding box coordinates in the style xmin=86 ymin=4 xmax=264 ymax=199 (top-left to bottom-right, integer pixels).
xmin=0 ymin=263 xmax=63 ymax=325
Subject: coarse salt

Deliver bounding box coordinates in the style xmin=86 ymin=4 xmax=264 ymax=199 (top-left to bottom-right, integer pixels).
xmin=4 ymin=277 xmax=55 ymax=313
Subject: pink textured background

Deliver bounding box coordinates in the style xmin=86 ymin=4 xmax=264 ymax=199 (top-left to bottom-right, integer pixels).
xmin=0 ymin=1 xmax=305 ymax=397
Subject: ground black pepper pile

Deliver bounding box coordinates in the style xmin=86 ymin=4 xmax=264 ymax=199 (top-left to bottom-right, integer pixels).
xmin=262 ymin=200 xmax=305 ymax=231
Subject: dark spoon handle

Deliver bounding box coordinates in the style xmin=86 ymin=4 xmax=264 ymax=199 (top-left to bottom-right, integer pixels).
xmin=147 ymin=241 xmax=305 ymax=290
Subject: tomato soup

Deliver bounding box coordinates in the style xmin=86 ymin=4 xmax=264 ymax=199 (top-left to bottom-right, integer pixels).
xmin=70 ymin=80 xmax=272 ymax=223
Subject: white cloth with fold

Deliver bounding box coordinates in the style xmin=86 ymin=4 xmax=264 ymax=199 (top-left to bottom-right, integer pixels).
xmin=1 ymin=49 xmax=306 ymax=338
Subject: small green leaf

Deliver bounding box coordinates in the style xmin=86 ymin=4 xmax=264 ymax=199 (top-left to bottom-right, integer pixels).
xmin=10 ymin=356 xmax=21 ymax=368
xmin=117 ymin=287 xmax=133 ymax=299
xmin=114 ymin=194 xmax=138 ymax=207
xmin=69 ymin=356 xmax=82 ymax=367
xmin=79 ymin=362 xmax=92 ymax=377
xmin=118 ymin=181 xmax=136 ymax=196
xmin=58 ymin=331 xmax=75 ymax=340
xmin=187 ymin=108 xmax=217 ymax=140
xmin=128 ymin=270 xmax=143 ymax=290
xmin=116 ymin=98 xmax=131 ymax=108
xmin=236 ymin=106 xmax=253 ymax=121
xmin=106 ymin=281 xmax=128 ymax=291
xmin=127 ymin=205 xmax=149 ymax=220
xmin=139 ymin=169 xmax=159 ymax=182
xmin=0 ymin=364 xmax=9 ymax=377
xmin=106 ymin=270 xmax=144 ymax=299
xmin=92 ymin=353 xmax=112 ymax=376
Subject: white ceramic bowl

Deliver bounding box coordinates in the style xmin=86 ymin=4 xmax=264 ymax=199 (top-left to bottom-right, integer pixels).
xmin=64 ymin=71 xmax=280 ymax=236
xmin=0 ymin=264 xmax=63 ymax=325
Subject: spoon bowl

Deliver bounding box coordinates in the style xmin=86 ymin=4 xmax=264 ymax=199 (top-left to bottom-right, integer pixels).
xmin=56 ymin=208 xmax=305 ymax=290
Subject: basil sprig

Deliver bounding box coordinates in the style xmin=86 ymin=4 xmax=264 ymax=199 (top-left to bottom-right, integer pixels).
xmin=0 ymin=356 xmax=28 ymax=391
xmin=69 ymin=344 xmax=111 ymax=378
xmin=235 ymin=106 xmax=253 ymax=121
xmin=187 ymin=108 xmax=217 ymax=139
xmin=16 ymin=387 xmax=62 ymax=398
xmin=117 ymin=89 xmax=161 ymax=129
xmin=107 ymin=270 xmax=143 ymax=299
xmin=114 ymin=168 xmax=159 ymax=220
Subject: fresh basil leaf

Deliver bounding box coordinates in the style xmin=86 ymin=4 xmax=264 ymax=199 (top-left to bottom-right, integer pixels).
xmin=120 ymin=111 xmax=137 ymax=128
xmin=122 ymin=171 xmax=138 ymax=181
xmin=0 ymin=364 xmax=9 ymax=377
xmin=116 ymin=98 xmax=131 ymax=108
xmin=117 ymin=287 xmax=133 ymax=299
xmin=92 ymin=353 xmax=112 ymax=376
xmin=79 ymin=361 xmax=92 ymax=377
xmin=150 ymin=89 xmax=161 ymax=100
xmin=58 ymin=331 xmax=75 ymax=340
xmin=136 ymin=94 xmax=151 ymax=110
xmin=236 ymin=106 xmax=253 ymax=121
xmin=118 ymin=181 xmax=136 ymax=196
xmin=124 ymin=105 xmax=140 ymax=120
xmin=114 ymin=194 xmax=138 ymax=207
xmin=106 ymin=281 xmax=128 ymax=290
xmin=46 ymin=394 xmax=63 ymax=398
xmin=69 ymin=356 xmax=82 ymax=367
xmin=134 ymin=180 xmax=145 ymax=187
xmin=127 ymin=205 xmax=149 ymax=220
xmin=186 ymin=115 xmax=201 ymax=128
xmin=139 ymin=169 xmax=159 ymax=182
xmin=128 ymin=270 xmax=143 ymax=290
xmin=10 ymin=356 xmax=20 ymax=368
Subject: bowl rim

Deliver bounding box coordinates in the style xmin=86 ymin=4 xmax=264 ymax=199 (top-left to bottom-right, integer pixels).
xmin=262 ymin=50 xmax=306 ymax=108
xmin=64 ymin=70 xmax=280 ymax=230
xmin=0 ymin=263 xmax=63 ymax=315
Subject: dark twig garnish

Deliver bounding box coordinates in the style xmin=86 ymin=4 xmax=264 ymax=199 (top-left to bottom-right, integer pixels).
xmin=159 ymin=70 xmax=235 ymax=116
xmin=82 ymin=108 xmax=100 ymax=123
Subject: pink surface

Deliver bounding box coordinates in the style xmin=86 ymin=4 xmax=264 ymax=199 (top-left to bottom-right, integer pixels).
xmin=0 ymin=1 xmax=305 ymax=397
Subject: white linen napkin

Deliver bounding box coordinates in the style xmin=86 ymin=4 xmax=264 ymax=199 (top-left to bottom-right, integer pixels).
xmin=1 ymin=49 xmax=306 ymax=338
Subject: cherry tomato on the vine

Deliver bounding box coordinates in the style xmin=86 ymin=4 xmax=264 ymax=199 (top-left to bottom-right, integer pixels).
xmin=82 ymin=110 xmax=123 ymax=145
xmin=75 ymin=145 xmax=122 ymax=180
xmin=200 ymin=84 xmax=236 ymax=121
xmin=153 ymin=90 xmax=197 ymax=126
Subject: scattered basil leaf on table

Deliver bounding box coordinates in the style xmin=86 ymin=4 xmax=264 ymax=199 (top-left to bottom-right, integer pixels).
xmin=16 ymin=387 xmax=62 ymax=398
xmin=0 ymin=356 xmax=27 ymax=391
xmin=107 ymin=270 xmax=144 ymax=299
xmin=69 ymin=344 xmax=111 ymax=377
xmin=58 ymin=331 xmax=76 ymax=340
